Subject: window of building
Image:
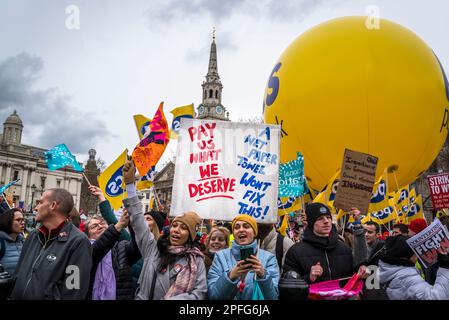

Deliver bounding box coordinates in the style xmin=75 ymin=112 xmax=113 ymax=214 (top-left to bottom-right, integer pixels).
xmin=215 ymin=90 xmax=218 ymax=98
xmin=209 ymin=89 xmax=213 ymax=98
xmin=145 ymin=205 xmax=149 ymax=212
xmin=146 ymin=193 xmax=150 ymax=200
xmin=57 ymin=180 xmax=61 ymax=188
xmin=13 ymin=170 xmax=19 ymax=181
xmin=41 ymin=176 xmax=46 ymax=190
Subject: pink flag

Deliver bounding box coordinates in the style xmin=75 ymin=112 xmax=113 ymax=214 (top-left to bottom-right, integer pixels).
xmin=308 ymin=273 xmax=363 ymax=300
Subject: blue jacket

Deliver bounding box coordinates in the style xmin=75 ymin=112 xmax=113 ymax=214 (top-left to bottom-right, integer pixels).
xmin=207 ymin=241 xmax=280 ymax=300
xmin=0 ymin=231 xmax=24 ymax=276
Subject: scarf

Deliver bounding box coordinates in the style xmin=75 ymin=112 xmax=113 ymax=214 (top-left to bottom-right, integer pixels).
xmin=164 ymin=245 xmax=204 ymax=299
xmin=90 ymin=239 xmax=116 ymax=300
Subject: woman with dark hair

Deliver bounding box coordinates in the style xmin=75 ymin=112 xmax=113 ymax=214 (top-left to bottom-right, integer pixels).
xmin=122 ymin=159 xmax=207 ymax=300
xmin=0 ymin=208 xmax=25 ymax=275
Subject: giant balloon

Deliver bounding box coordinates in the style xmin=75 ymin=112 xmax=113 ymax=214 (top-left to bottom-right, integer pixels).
xmin=263 ymin=16 xmax=449 ymax=192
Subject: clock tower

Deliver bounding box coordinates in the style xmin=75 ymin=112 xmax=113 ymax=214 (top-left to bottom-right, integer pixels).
xmin=197 ymin=29 xmax=230 ymax=121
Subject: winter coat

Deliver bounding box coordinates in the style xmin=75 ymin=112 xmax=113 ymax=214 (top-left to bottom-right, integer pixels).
xmin=378 ymin=260 xmax=449 ymax=300
xmin=207 ymin=241 xmax=280 ymax=300
xmin=89 ymin=224 xmax=141 ymax=300
xmin=367 ymin=238 xmax=385 ymax=266
xmin=283 ymin=226 xmax=364 ymax=284
xmin=123 ymin=194 xmax=207 ymax=300
xmin=0 ymin=231 xmax=24 ymax=276
xmin=260 ymin=228 xmax=294 ymax=269
xmin=10 ymin=222 xmax=92 ymax=300
xmin=99 ymin=200 xmax=142 ymax=288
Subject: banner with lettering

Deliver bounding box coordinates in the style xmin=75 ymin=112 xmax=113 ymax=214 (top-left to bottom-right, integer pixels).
xmin=406 ymin=219 xmax=449 ymax=268
xmin=170 ymin=119 xmax=280 ymax=223
xmin=427 ymin=173 xmax=449 ymax=209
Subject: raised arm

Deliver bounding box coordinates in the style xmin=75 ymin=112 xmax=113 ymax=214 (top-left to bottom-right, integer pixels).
xmin=122 ymin=158 xmax=158 ymax=259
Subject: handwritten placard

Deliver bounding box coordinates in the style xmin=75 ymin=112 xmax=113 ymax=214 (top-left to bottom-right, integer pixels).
xmin=333 ymin=149 xmax=378 ymax=214
xmin=170 ymin=119 xmax=280 ymax=223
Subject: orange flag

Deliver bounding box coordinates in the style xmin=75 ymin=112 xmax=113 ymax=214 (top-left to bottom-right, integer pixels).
xmin=132 ymin=102 xmax=170 ymax=176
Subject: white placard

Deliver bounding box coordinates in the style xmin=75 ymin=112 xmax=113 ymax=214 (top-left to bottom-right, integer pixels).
xmin=170 ymin=119 xmax=280 ymax=223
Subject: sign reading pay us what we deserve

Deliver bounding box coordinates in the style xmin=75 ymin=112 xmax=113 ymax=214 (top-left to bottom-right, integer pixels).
xmin=170 ymin=119 xmax=280 ymax=223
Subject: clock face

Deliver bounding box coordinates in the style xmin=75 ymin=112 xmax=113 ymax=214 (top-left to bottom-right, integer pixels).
xmin=216 ymin=105 xmax=223 ymax=114
xmin=199 ymin=106 xmax=205 ymax=114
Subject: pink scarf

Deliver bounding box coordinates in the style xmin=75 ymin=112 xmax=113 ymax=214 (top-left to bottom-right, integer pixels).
xmin=164 ymin=246 xmax=204 ymax=299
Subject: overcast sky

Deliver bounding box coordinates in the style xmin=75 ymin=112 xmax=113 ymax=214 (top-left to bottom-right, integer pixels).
xmin=0 ymin=0 xmax=448 ymax=170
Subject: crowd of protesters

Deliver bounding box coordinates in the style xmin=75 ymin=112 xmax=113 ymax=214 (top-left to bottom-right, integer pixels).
xmin=1 ymin=158 xmax=449 ymax=300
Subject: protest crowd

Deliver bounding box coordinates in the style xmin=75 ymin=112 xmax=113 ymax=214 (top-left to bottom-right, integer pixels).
xmin=1 ymin=155 xmax=449 ymax=301
xmin=1 ymin=16 xmax=449 ymax=303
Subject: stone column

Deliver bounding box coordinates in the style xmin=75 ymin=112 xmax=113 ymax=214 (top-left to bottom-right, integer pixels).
xmin=0 ymin=163 xmax=4 ymax=184
xmin=20 ymin=166 xmax=29 ymax=203
xmin=4 ymin=164 xmax=12 ymax=184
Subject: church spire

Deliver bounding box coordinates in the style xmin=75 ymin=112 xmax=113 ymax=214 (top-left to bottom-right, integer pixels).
xmin=197 ymin=29 xmax=230 ymax=121
xmin=207 ymin=27 xmax=219 ymax=80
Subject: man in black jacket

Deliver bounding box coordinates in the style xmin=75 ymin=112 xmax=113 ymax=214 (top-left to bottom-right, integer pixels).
xmin=10 ymin=188 xmax=92 ymax=300
xmin=283 ymin=203 xmax=367 ymax=284
xmin=363 ymin=221 xmax=385 ymax=266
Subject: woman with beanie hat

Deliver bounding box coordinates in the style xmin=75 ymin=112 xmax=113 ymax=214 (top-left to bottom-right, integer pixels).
xmin=378 ymin=234 xmax=449 ymax=299
xmin=207 ymin=214 xmax=280 ymax=300
xmin=122 ymin=159 xmax=207 ymax=300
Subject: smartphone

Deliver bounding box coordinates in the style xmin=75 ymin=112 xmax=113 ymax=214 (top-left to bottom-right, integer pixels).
xmin=240 ymin=247 xmax=254 ymax=264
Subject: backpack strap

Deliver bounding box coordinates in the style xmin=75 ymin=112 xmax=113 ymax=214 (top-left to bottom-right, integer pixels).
xmin=0 ymin=238 xmax=5 ymax=261
xmin=275 ymin=234 xmax=284 ymax=271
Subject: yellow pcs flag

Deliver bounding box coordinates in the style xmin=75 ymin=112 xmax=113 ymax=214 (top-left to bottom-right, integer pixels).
xmin=170 ymin=103 xmax=194 ymax=139
xmin=98 ymin=150 xmax=128 ymax=210
xmin=405 ymin=194 xmax=424 ymax=223
xmin=133 ymin=115 xmax=152 ymax=140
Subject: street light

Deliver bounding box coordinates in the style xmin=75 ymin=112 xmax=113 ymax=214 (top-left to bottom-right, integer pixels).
xmin=30 ymin=184 xmax=36 ymax=212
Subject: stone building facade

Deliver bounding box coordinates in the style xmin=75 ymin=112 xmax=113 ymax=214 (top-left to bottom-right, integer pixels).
xmin=0 ymin=111 xmax=82 ymax=211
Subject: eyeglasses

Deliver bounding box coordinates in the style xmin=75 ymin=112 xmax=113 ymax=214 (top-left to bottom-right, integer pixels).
xmin=14 ymin=218 xmax=25 ymax=223
xmin=89 ymin=220 xmax=106 ymax=231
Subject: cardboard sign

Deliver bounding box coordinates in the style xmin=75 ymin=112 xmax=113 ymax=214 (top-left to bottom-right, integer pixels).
xmin=427 ymin=173 xmax=449 ymax=209
xmin=406 ymin=219 xmax=449 ymax=268
xmin=333 ymin=149 xmax=378 ymax=214
xmin=170 ymin=119 xmax=280 ymax=223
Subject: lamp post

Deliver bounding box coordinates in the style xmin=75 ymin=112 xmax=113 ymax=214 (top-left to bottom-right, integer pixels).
xmin=30 ymin=184 xmax=36 ymax=213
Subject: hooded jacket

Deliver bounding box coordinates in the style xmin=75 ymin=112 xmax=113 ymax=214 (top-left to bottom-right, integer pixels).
xmin=123 ymin=194 xmax=207 ymax=300
xmin=10 ymin=222 xmax=92 ymax=300
xmin=207 ymin=240 xmax=280 ymax=300
xmin=283 ymin=226 xmax=358 ymax=283
xmin=378 ymin=260 xmax=449 ymax=300
xmin=0 ymin=231 xmax=24 ymax=276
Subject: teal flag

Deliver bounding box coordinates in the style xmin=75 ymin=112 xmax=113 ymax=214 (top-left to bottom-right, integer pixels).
xmin=45 ymin=144 xmax=84 ymax=172
xmin=279 ymin=152 xmax=308 ymax=197
xmin=0 ymin=179 xmax=20 ymax=194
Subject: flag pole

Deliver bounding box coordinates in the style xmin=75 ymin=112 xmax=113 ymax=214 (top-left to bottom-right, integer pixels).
xmin=82 ymin=172 xmax=92 ymax=186
xmin=2 ymin=192 xmax=11 ymax=209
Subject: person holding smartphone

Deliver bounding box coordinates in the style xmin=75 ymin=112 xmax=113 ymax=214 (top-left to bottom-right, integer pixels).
xmin=207 ymin=215 xmax=280 ymax=300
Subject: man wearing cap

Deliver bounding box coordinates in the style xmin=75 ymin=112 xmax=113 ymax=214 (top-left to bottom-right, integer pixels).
xmin=283 ymin=203 xmax=367 ymax=284
xmin=378 ymin=234 xmax=449 ymax=299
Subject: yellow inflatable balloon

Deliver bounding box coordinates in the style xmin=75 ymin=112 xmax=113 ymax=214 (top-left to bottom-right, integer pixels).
xmin=264 ymin=16 xmax=449 ymax=192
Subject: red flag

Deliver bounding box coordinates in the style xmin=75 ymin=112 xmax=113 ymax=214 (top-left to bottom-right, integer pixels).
xmin=132 ymin=102 xmax=170 ymax=176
